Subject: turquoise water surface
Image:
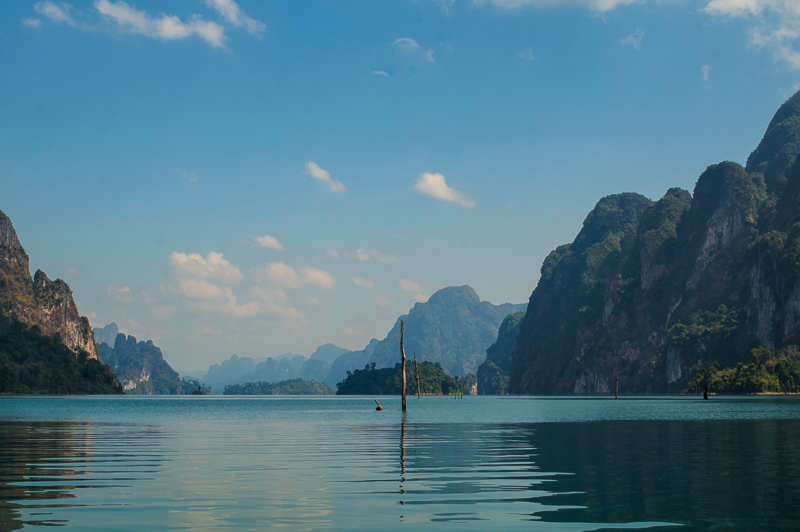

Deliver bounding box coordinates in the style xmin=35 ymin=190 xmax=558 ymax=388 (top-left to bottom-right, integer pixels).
xmin=1 ymin=395 xmax=799 ymax=530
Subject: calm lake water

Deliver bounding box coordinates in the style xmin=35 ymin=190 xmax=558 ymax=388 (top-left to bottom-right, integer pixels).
xmin=1 ymin=396 xmax=799 ymax=531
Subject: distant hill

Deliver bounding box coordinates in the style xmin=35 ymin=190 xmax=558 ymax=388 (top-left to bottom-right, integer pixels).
xmin=326 ymin=338 xmax=378 ymax=387
xmin=223 ymin=378 xmax=335 ymax=395
xmin=310 ymin=343 xmax=350 ymax=364
xmin=93 ymin=322 xmax=119 ymax=347
xmin=98 ymin=333 xmax=183 ymax=395
xmin=368 ymin=286 xmax=526 ymax=376
xmin=510 ymin=90 xmax=800 ymax=395
xmin=336 ymin=360 xmax=460 ymax=395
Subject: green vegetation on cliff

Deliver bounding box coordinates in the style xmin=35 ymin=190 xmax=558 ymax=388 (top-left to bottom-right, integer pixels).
xmin=510 ymin=91 xmax=800 ymax=395
xmin=0 ymin=310 xmax=122 ymax=394
xmin=684 ymin=347 xmax=800 ymax=394
xmin=336 ymin=361 xmax=460 ymax=395
xmin=223 ymin=378 xmax=335 ymax=395
xmin=477 ymin=311 xmax=525 ymax=395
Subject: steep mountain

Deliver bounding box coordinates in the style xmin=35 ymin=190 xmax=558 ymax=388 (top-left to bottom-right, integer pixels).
xmin=326 ymin=338 xmax=379 ymax=387
xmin=477 ymin=311 xmax=525 ymax=395
xmin=309 ymin=343 xmax=350 ymax=364
xmin=0 ymin=210 xmax=98 ymax=359
xmin=98 ymin=333 xmax=182 ymax=394
xmin=93 ymin=322 xmax=119 ymax=347
xmin=368 ymin=286 xmax=526 ymax=376
xmin=510 ymin=91 xmax=800 ymax=395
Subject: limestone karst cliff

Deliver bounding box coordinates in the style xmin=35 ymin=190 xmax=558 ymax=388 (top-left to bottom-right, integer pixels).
xmin=510 ymin=91 xmax=800 ymax=394
xmin=0 ymin=210 xmax=98 ymax=360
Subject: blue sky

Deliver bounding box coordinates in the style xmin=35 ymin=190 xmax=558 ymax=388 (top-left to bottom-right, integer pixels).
xmin=2 ymin=0 xmax=799 ymax=371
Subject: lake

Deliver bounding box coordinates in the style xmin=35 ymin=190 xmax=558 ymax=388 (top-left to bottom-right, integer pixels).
xmin=1 ymin=395 xmax=799 ymax=531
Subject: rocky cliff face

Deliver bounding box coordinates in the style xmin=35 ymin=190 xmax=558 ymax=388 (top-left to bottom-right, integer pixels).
xmin=98 ymin=333 xmax=182 ymax=394
xmin=368 ymin=286 xmax=526 ymax=377
xmin=0 ymin=210 xmax=98 ymax=360
xmin=510 ymin=91 xmax=800 ymax=394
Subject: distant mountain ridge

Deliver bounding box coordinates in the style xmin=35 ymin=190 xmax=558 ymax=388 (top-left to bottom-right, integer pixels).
xmin=510 ymin=90 xmax=800 ymax=395
xmin=368 ymin=286 xmax=526 ymax=376
xmin=98 ymin=333 xmax=183 ymax=394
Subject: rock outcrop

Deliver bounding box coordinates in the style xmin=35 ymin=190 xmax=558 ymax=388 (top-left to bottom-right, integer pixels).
xmin=510 ymin=91 xmax=800 ymax=394
xmin=0 ymin=210 xmax=98 ymax=360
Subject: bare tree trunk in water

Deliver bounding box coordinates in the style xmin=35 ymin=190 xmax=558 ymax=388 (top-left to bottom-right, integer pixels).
xmin=414 ymin=353 xmax=420 ymax=399
xmin=400 ymin=320 xmax=406 ymax=412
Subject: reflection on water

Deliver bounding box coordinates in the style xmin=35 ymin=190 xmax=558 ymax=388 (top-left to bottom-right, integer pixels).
xmin=0 ymin=397 xmax=799 ymax=530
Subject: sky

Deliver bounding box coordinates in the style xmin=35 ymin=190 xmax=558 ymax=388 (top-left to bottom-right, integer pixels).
xmin=1 ymin=0 xmax=799 ymax=372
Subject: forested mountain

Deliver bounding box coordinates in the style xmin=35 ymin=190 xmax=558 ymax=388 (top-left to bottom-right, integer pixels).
xmin=477 ymin=311 xmax=525 ymax=395
xmin=98 ymin=333 xmax=183 ymax=395
xmin=0 ymin=211 xmax=121 ymax=394
xmin=368 ymin=286 xmax=526 ymax=376
xmin=510 ymin=91 xmax=800 ymax=395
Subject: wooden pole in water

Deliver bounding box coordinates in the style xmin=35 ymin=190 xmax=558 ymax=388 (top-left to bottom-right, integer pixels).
xmin=414 ymin=353 xmax=420 ymax=399
xmin=615 ymin=377 xmax=618 ymax=399
xmin=703 ymin=385 xmax=708 ymax=400
xmin=400 ymin=320 xmax=407 ymax=412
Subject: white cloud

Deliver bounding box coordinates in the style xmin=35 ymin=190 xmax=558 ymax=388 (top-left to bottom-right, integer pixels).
xmin=621 ymin=28 xmax=645 ymax=49
xmin=413 ymin=293 xmax=430 ymax=303
xmin=204 ymin=0 xmax=265 ymax=34
xmin=477 ymin=0 xmax=637 ymax=12
xmin=23 ymin=18 xmax=43 ymax=28
xmin=414 ymin=172 xmax=476 ymax=208
xmin=517 ymin=48 xmax=535 ymax=60
xmin=176 ymin=168 xmax=199 ymax=182
xmin=322 ymin=248 xmax=341 ymax=260
xmin=702 ymin=64 xmax=711 ymax=82
xmin=35 ymin=1 xmax=75 ymax=25
xmin=151 ymin=306 xmax=177 ymax=319
xmin=95 ymin=0 xmax=226 ymax=48
xmin=302 ymin=267 xmax=337 ymax=289
xmin=392 ymin=37 xmax=435 ymax=63
xmin=399 ymin=279 xmax=426 ymax=294
xmin=343 ymin=248 xmax=399 ymax=264
xmin=342 ymin=327 xmax=367 ymax=336
xmin=174 ymin=278 xmax=226 ymax=299
xmin=376 ymin=295 xmax=395 ymax=308
xmin=252 ymin=286 xmax=287 ymax=302
xmin=372 ymin=70 xmax=390 ymax=76
xmin=107 ymin=285 xmax=133 ymax=303
xmin=305 ymin=161 xmax=346 ymax=193
xmin=67 ymin=267 xmax=81 ymax=277
xmin=352 ymin=277 xmax=376 ymax=289
xmin=252 ymin=234 xmax=285 ymax=251
xmin=255 ymin=262 xmax=336 ymax=289
xmin=170 ymin=251 xmax=243 ymax=283
xmin=704 ymin=0 xmax=800 ymax=69
xmin=305 ymin=296 xmax=321 ymax=306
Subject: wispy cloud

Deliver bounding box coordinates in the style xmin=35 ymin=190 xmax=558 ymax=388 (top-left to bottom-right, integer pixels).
xmin=95 ymin=0 xmax=226 ymax=48
xmin=704 ymin=0 xmax=800 ymax=69
xmin=414 ymin=172 xmax=476 ymax=208
xmin=701 ymin=64 xmax=711 ymax=82
xmin=175 ymin=168 xmax=199 ymax=182
xmin=375 ymin=295 xmax=395 ymax=308
xmin=399 ymin=279 xmax=425 ymax=294
xmin=322 ymin=248 xmax=341 ymax=260
xmin=372 ymin=70 xmax=390 ymax=77
xmin=343 ymin=248 xmax=399 ymax=264
xmin=342 ymin=327 xmax=367 ymax=336
xmin=352 ymin=277 xmax=376 ymax=289
xmin=517 ymin=48 xmax=535 ymax=60
xmin=476 ymin=0 xmax=637 ymax=12
xmin=169 ymin=251 xmax=243 ymax=283
xmin=393 ymin=37 xmax=435 ymax=63
xmin=255 ymin=262 xmax=336 ymax=289
xmin=23 ymin=18 xmax=43 ymax=28
xmin=204 ymin=0 xmax=265 ymax=34
xmin=306 ymin=161 xmax=346 ymax=193
xmin=251 ymin=234 xmax=285 ymax=251
xmin=621 ymin=28 xmax=644 ymax=49
xmin=107 ymin=284 xmax=133 ymax=303
xmin=35 ymin=1 xmax=75 ymax=25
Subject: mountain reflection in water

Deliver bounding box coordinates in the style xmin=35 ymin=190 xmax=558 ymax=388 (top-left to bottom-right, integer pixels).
xmin=0 ymin=396 xmax=798 ymax=530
